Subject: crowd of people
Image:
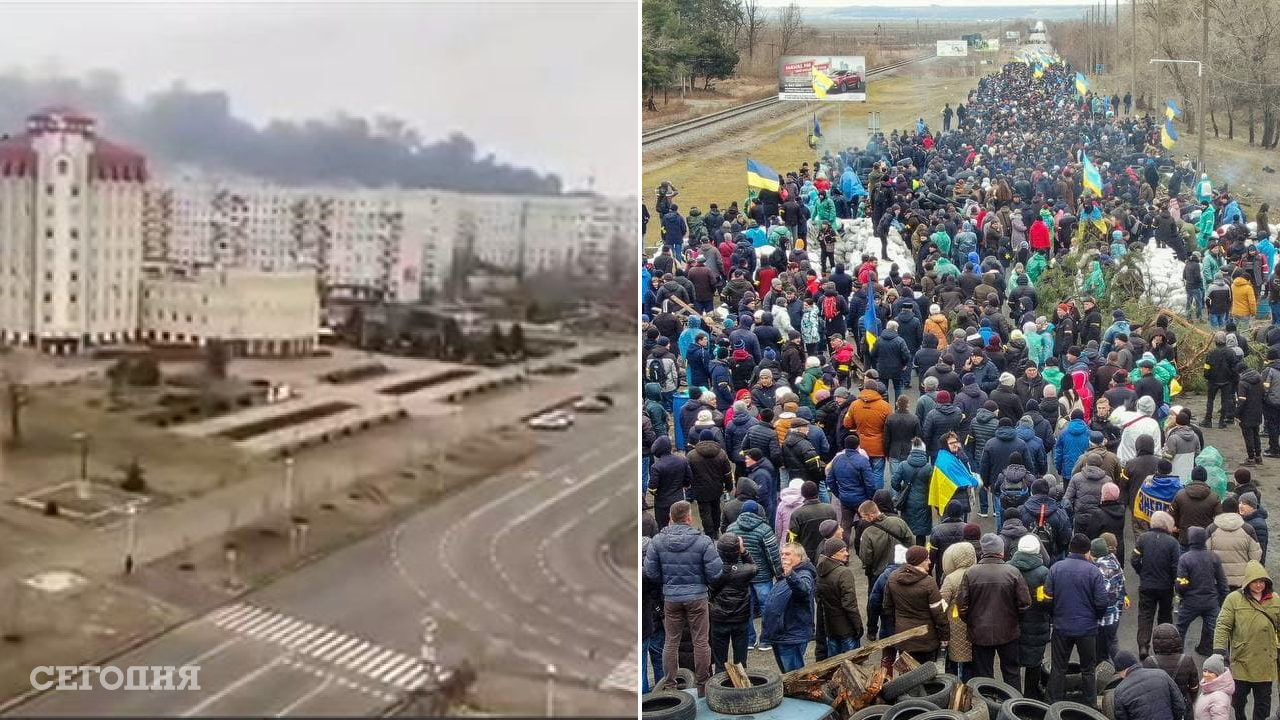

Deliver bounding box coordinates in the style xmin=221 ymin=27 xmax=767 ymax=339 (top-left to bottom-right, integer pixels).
xmin=640 ymin=56 xmax=1280 ymax=720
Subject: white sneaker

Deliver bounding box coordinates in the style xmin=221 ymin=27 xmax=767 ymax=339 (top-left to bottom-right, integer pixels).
xmin=978 ymin=511 xmax=989 ymax=518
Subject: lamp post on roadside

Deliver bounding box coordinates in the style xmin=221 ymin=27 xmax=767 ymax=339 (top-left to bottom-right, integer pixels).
xmin=545 ymin=663 xmax=556 ymax=717
xmin=72 ymin=431 xmax=89 ymax=499
xmin=1150 ymin=56 xmax=1206 ymax=172
xmin=123 ymin=505 xmax=138 ymax=575
xmin=283 ymin=456 xmax=296 ymax=515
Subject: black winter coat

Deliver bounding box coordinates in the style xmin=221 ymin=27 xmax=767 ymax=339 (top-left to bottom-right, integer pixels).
xmin=1085 ymin=500 xmax=1128 ymax=568
xmin=883 ymin=411 xmax=919 ymax=461
xmin=1236 ymin=368 xmax=1265 ymax=427
xmin=872 ymin=330 xmax=912 ymax=378
xmin=688 ymin=440 xmax=733 ymax=502
xmin=1132 ymin=528 xmax=1180 ymax=591
xmin=990 ymin=386 xmax=1026 ymax=425
xmin=1009 ymin=550 xmax=1051 ymax=664
xmin=816 ymin=555 xmax=865 ymax=641
xmin=1175 ymin=527 xmax=1229 ymax=610
xmin=782 ymin=432 xmax=825 ymax=485
xmin=922 ymin=404 xmax=964 ymax=457
xmin=650 ymin=437 xmax=693 ymax=509
xmin=1145 ymin=623 xmax=1199 ymax=720
xmin=709 ymin=554 xmax=758 ymax=624
xmin=1113 ymin=667 xmax=1187 ymax=720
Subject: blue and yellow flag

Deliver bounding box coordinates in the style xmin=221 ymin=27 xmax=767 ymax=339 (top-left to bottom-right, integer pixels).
xmin=1161 ymin=120 xmax=1178 ymax=150
xmin=928 ymin=449 xmax=979 ymax=515
xmin=812 ymin=69 xmax=835 ymax=99
xmin=1082 ymin=151 xmax=1102 ymax=195
xmin=1166 ymin=99 xmax=1182 ymax=120
xmin=1075 ymin=72 xmax=1089 ymax=95
xmin=746 ymin=158 xmax=780 ymax=192
xmin=863 ymin=285 xmax=879 ymax=352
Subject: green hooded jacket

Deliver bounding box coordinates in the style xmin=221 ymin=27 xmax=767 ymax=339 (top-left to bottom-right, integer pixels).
xmin=767 ymin=224 xmax=792 ymax=248
xmin=931 ymin=230 xmax=952 ymax=257
xmin=1026 ymin=252 xmax=1048 ymax=285
xmin=935 ymin=257 xmax=960 ymax=279
xmin=1213 ymin=561 xmax=1280 ymax=682
xmin=1193 ymin=446 xmax=1230 ymax=500
xmin=1196 ymin=206 xmax=1216 ymax=249
xmin=1082 ymin=260 xmax=1106 ymax=298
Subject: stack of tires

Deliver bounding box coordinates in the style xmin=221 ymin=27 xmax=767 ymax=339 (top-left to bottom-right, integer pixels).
xmin=641 ymin=667 xmax=785 ymax=719
xmin=849 ymin=669 xmax=1114 ymax=720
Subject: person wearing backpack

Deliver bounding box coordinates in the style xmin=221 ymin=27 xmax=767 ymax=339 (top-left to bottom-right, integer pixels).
xmin=1018 ymin=477 xmax=1070 ymax=563
xmin=647 ymin=338 xmax=680 ymax=413
xmin=819 ymin=286 xmax=847 ymax=339
xmin=1261 ymin=348 xmax=1280 ymax=458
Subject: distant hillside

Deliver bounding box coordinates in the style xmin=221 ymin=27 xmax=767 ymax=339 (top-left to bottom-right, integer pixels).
xmin=802 ymin=5 xmax=1086 ymax=21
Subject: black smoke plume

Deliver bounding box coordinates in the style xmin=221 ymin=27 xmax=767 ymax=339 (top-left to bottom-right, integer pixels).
xmin=0 ymin=69 xmax=561 ymax=195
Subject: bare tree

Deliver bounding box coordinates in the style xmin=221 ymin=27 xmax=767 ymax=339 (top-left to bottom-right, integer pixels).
xmin=777 ymin=3 xmax=804 ymax=57
xmin=742 ymin=0 xmax=766 ymax=59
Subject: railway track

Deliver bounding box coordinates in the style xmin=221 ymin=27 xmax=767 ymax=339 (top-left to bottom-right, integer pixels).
xmin=641 ymin=54 xmax=934 ymax=147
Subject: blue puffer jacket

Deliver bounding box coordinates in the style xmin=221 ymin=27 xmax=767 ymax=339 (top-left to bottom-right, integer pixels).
xmin=724 ymin=412 xmax=759 ymax=464
xmin=828 ymin=449 xmax=876 ymax=510
xmin=1054 ymin=418 xmax=1091 ymax=478
xmin=643 ymin=523 xmax=723 ymax=604
xmin=1016 ymin=424 xmax=1047 ymax=476
xmin=868 ymin=561 xmax=901 ymax=639
xmin=1045 ymin=553 xmax=1109 ymax=636
xmin=762 ymin=561 xmax=817 ymax=644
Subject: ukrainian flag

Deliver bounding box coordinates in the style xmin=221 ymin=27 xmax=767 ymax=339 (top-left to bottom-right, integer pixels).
xmin=1082 ymin=151 xmax=1102 ymax=196
xmin=1161 ymin=120 xmax=1179 ymax=149
xmin=1166 ymin=99 xmax=1182 ymax=120
xmin=1075 ymin=72 xmax=1089 ymax=96
xmin=927 ymin=449 xmax=979 ymax=515
xmin=812 ymin=69 xmax=835 ymax=99
xmin=746 ymin=158 xmax=780 ymax=192
xmin=863 ymin=285 xmax=879 ymax=351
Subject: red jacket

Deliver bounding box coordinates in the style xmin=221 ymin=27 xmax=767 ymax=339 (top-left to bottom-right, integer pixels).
xmin=1029 ymin=219 xmax=1051 ymax=251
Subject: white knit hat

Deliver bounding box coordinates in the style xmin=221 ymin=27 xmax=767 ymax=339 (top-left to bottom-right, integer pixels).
xmin=1017 ymin=534 xmax=1041 ymax=554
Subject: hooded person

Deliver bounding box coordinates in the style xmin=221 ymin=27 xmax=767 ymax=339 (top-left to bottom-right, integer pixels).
xmin=938 ymin=540 xmax=977 ymax=676
xmin=1212 ymin=561 xmax=1280 ymax=714
xmin=1206 ymin=499 xmax=1263 ymax=589
xmin=1174 ymin=526 xmax=1229 ymax=658
xmin=708 ymin=532 xmax=759 ymax=670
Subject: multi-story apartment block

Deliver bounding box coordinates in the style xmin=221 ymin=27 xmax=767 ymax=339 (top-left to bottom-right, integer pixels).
xmin=0 ymin=107 xmax=147 ymax=353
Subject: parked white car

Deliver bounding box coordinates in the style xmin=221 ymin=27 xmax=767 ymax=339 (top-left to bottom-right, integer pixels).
xmin=528 ymin=410 xmax=575 ymax=430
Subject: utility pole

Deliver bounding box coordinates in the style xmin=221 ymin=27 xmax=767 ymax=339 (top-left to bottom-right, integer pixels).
xmin=1101 ymin=0 xmax=1108 ymax=72
xmin=1198 ymin=0 xmax=1208 ymax=172
xmin=1131 ymin=0 xmax=1137 ymax=108
xmin=1155 ymin=0 xmax=1162 ymax=112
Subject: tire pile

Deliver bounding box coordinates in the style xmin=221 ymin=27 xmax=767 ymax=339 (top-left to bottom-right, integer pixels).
xmin=641 ymin=661 xmax=1124 ymax=720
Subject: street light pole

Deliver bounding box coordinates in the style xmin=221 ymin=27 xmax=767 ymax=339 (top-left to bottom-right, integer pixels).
xmin=72 ymin=431 xmax=88 ymax=499
xmin=124 ymin=505 xmax=138 ymax=575
xmin=283 ymin=456 xmax=295 ymax=516
xmin=1199 ymin=0 xmax=1208 ymax=174
xmin=545 ymin=663 xmax=556 ymax=717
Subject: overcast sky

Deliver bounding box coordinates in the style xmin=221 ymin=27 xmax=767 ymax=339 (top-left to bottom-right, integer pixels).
xmin=0 ymin=0 xmax=638 ymax=196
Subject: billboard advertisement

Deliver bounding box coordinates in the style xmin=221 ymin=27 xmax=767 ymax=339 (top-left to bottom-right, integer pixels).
xmin=778 ymin=55 xmax=867 ymax=102
xmin=1005 ymin=31 xmax=1021 ymax=41
xmin=936 ymin=40 xmax=968 ymax=57
xmin=976 ymin=39 xmax=1000 ymax=51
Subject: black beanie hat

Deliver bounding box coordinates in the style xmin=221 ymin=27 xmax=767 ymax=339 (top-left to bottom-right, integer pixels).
xmin=1192 ymin=465 xmax=1208 ymax=483
xmin=1032 ymin=478 xmax=1050 ymax=495
xmin=1069 ymin=533 xmax=1092 ymax=555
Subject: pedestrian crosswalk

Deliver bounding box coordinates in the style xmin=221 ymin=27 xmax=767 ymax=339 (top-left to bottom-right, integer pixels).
xmin=208 ymin=603 xmax=446 ymax=692
xmin=599 ymin=648 xmax=638 ymax=693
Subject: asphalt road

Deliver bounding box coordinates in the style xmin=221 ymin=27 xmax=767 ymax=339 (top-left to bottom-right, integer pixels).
xmin=13 ymin=393 xmax=638 ymax=716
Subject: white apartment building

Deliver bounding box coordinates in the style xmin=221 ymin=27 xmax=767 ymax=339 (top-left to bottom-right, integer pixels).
xmin=140 ymin=266 xmax=319 ymax=356
xmin=464 ymin=194 xmax=636 ymax=275
xmin=0 ymin=107 xmax=146 ymax=354
xmin=146 ymin=180 xmax=460 ymax=303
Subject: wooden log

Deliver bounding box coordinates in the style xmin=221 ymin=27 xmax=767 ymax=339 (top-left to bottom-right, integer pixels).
xmin=894 ymin=651 xmax=920 ymax=674
xmin=781 ymin=625 xmax=927 ymax=693
xmin=724 ymin=662 xmax=751 ymax=689
xmin=950 ymin=682 xmax=967 ymax=711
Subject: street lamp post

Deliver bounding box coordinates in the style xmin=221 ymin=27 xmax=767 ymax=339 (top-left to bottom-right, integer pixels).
xmin=72 ymin=431 xmax=88 ymax=499
xmin=1149 ymin=58 xmax=1206 ymax=172
xmin=545 ymin=663 xmax=556 ymax=717
xmin=124 ymin=505 xmax=138 ymax=575
xmin=283 ymin=456 xmax=296 ymax=516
